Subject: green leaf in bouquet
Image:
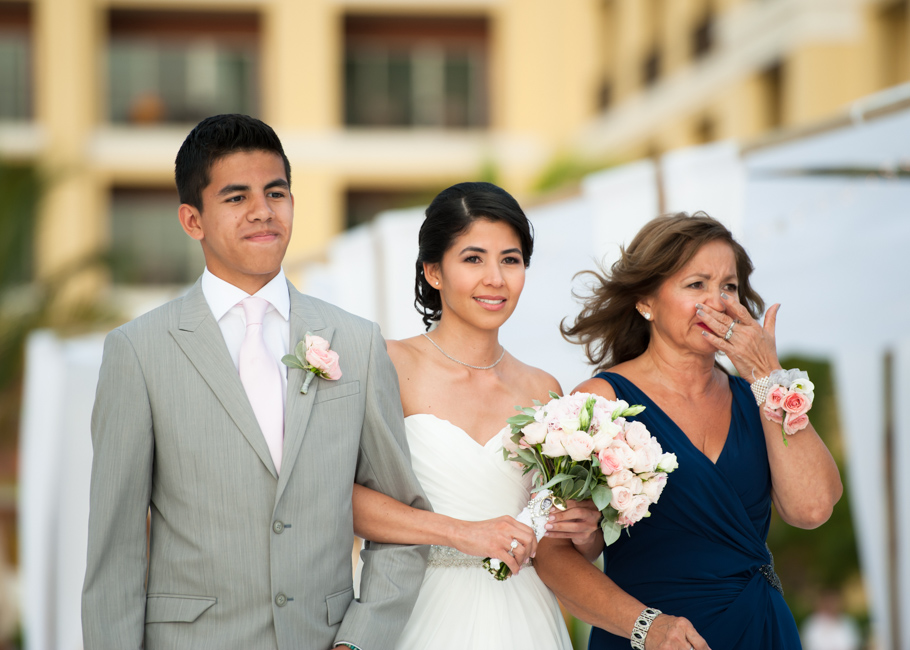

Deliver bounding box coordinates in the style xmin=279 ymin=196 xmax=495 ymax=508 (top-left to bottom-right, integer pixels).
xmin=539 ymin=472 xmax=573 ymax=491
xmin=591 ymin=484 xmax=612 ymax=511
xmin=549 ymin=391 xmax=560 ymax=400
xmin=281 ymin=354 xmax=306 ymax=370
xmin=621 ymin=405 xmax=646 ymax=417
xmin=506 ymin=413 xmax=536 ymax=428
xmin=514 ymin=448 xmax=538 ymax=466
xmin=602 ymin=519 xmax=623 ymax=546
xmin=580 ymin=466 xmax=594 ymax=496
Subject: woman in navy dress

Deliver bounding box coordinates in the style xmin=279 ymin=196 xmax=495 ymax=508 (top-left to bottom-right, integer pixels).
xmin=535 ymin=213 xmax=843 ymax=650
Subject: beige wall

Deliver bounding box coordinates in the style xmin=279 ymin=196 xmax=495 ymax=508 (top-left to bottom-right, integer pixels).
xmin=5 ymin=0 xmax=910 ymax=293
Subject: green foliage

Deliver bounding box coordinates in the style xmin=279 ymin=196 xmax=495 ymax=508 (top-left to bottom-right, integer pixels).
xmin=533 ymin=153 xmax=613 ymax=194
xmin=767 ymin=356 xmax=865 ymax=626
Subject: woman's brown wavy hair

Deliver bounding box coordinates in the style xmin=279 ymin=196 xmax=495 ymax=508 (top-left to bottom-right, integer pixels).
xmin=561 ymin=212 xmax=765 ymax=371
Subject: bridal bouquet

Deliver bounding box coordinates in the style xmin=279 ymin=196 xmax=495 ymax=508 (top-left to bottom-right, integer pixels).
xmin=502 ymin=392 xmax=677 ymax=549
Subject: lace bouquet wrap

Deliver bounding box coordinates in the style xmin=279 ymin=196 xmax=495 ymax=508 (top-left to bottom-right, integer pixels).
xmin=491 ymin=392 xmax=678 ymax=579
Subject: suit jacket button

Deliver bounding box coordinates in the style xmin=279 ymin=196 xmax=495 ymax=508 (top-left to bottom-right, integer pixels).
xmin=272 ymin=520 xmax=285 ymax=534
xmin=275 ymin=593 xmax=288 ymax=607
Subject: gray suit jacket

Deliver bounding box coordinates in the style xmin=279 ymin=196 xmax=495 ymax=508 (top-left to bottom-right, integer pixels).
xmin=82 ymin=279 xmax=429 ymax=650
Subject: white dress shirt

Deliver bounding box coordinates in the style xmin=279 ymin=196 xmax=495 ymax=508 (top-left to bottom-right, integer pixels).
xmin=201 ymin=267 xmax=291 ymax=403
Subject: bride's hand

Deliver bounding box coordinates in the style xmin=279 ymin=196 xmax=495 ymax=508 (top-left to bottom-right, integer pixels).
xmin=545 ymin=499 xmax=602 ymax=545
xmin=452 ymin=516 xmax=537 ymax=575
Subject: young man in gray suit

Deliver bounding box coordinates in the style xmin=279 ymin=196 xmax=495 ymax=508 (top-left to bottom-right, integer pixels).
xmin=82 ymin=114 xmax=429 ymax=650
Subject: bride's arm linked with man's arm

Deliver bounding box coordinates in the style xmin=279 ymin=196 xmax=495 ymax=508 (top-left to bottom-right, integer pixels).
xmin=352 ymin=486 xmax=604 ymax=575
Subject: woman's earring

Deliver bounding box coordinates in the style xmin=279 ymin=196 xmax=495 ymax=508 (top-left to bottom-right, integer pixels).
xmin=435 ymin=281 xmax=439 ymax=286
xmin=637 ymin=308 xmax=651 ymax=320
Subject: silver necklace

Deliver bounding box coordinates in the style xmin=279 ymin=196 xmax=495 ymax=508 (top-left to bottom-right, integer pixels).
xmin=422 ymin=333 xmax=505 ymax=370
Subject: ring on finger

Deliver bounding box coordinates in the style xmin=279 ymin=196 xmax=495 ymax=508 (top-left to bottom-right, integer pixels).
xmin=724 ymin=320 xmax=736 ymax=341
xmin=509 ymin=538 xmax=518 ymax=550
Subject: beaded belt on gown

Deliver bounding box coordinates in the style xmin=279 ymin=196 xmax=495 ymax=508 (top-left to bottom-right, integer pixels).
xmin=760 ymin=545 xmax=784 ymax=595
xmin=426 ymin=545 xmax=533 ymax=569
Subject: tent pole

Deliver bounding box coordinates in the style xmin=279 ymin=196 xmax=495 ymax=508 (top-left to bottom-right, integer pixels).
xmin=884 ymin=350 xmax=900 ymax=650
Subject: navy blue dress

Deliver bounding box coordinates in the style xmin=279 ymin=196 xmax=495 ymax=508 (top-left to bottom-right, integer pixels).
xmin=588 ymin=372 xmax=801 ymax=649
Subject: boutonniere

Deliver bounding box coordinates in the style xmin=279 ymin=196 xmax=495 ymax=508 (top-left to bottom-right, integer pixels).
xmin=282 ymin=333 xmax=342 ymax=394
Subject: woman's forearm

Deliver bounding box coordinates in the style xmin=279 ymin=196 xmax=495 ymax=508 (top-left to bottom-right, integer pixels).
xmin=353 ymin=483 xmax=458 ymax=546
xmin=534 ymin=537 xmax=642 ymax=638
xmin=764 ymin=418 xmax=843 ymax=529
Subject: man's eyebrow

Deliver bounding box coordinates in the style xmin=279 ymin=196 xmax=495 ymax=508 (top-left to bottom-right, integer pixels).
xmin=265 ymin=179 xmax=290 ymax=190
xmin=216 ymin=183 xmax=250 ymax=196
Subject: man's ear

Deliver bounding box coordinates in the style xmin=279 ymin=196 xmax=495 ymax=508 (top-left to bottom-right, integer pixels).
xmin=178 ymin=204 xmax=204 ymax=241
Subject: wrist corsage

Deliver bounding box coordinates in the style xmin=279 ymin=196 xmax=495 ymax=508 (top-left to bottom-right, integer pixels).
xmin=282 ymin=333 xmax=342 ymax=394
xmin=751 ymin=368 xmax=815 ymax=446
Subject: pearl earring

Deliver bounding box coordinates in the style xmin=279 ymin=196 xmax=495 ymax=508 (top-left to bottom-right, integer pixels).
xmin=435 ymin=281 xmax=439 ymax=286
xmin=639 ymin=310 xmax=651 ymax=320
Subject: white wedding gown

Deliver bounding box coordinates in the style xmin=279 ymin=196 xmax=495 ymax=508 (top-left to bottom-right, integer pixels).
xmin=395 ymin=414 xmax=573 ymax=649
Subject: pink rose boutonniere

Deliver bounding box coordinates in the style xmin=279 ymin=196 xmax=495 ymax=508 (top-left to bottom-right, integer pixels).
xmin=282 ymin=333 xmax=342 ymax=394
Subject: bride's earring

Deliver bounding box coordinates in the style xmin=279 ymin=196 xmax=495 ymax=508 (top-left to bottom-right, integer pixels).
xmin=637 ymin=307 xmax=651 ymax=321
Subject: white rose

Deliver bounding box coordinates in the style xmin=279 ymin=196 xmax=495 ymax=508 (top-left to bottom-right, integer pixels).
xmin=609 ymin=485 xmax=634 ymax=512
xmin=621 ymin=495 xmax=651 ymax=524
xmin=623 ymin=421 xmax=650 ymax=449
xmin=610 ymin=440 xmax=637 ymax=469
xmin=607 ymin=469 xmax=634 ymax=488
xmin=560 ymin=417 xmax=581 ymax=433
xmin=632 ymin=444 xmax=659 ymax=474
xmin=641 ymin=473 xmax=667 ymax=503
xmin=501 ymin=427 xmax=520 ymax=453
xmin=563 ymin=431 xmax=596 ymax=461
xmin=591 ymin=427 xmax=618 ymax=453
xmin=656 ymin=453 xmax=679 ymax=473
xmin=540 ymin=432 xmax=568 ymax=458
xmin=626 ymin=476 xmax=644 ymax=495
xmin=521 ymin=421 xmax=548 ymax=445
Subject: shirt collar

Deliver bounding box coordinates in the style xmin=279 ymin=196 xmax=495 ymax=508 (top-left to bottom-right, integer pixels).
xmin=201 ymin=268 xmax=291 ymax=322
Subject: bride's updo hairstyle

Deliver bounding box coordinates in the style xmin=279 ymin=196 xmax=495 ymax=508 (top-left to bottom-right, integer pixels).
xmin=561 ymin=212 xmax=764 ymax=370
xmin=415 ymin=181 xmax=534 ymax=330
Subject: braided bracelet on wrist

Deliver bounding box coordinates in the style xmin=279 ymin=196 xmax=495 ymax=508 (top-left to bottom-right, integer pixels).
xmin=631 ymin=607 xmax=661 ymax=649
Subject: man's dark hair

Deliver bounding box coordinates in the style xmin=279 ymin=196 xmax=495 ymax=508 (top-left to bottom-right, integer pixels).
xmin=175 ymin=114 xmax=291 ymax=210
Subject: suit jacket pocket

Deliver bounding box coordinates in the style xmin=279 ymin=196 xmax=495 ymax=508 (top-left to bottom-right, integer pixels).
xmin=146 ymin=594 xmax=217 ymax=623
xmin=314 ymin=380 xmax=360 ymax=404
xmin=325 ymin=587 xmax=355 ymax=626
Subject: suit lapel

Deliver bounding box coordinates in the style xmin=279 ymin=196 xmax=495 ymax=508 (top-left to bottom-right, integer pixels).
xmin=276 ymin=283 xmax=333 ymax=502
xmin=169 ymin=280 xmax=278 ymax=479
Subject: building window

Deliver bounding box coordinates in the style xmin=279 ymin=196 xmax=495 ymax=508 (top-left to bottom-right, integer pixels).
xmin=110 ymin=188 xmax=205 ymax=285
xmin=643 ymin=48 xmax=661 ymax=86
xmin=0 ymin=2 xmax=31 ymax=120
xmin=346 ymin=188 xmax=437 ymax=229
xmin=692 ymin=13 xmax=713 ymax=59
xmin=759 ymin=61 xmax=784 ymax=130
xmin=344 ymin=15 xmax=489 ymax=128
xmin=107 ymin=10 xmax=259 ymax=125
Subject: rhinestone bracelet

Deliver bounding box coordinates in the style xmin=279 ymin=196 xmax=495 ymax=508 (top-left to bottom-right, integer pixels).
xmin=631 ymin=607 xmax=661 ymax=649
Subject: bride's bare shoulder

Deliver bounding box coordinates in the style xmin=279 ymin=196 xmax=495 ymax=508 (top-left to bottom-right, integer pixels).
xmin=508 ymin=356 xmax=562 ymax=401
xmin=386 ymin=335 xmax=426 ymax=366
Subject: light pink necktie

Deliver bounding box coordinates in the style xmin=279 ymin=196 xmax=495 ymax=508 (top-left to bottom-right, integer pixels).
xmin=238 ymin=296 xmax=284 ymax=474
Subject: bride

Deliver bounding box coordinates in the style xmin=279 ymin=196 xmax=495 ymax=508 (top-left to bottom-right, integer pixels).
xmin=351 ymin=182 xmax=602 ymax=649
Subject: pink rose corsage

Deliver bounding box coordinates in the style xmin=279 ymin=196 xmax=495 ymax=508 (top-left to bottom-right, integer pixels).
xmin=282 ymin=333 xmax=342 ymax=394
xmin=754 ymin=368 xmax=815 ymax=446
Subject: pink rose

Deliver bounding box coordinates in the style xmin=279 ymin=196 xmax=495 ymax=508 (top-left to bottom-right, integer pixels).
xmin=632 ymin=443 xmax=659 ymax=474
xmin=501 ymin=427 xmax=519 ymax=453
xmin=306 ymin=346 xmax=342 ymax=380
xmin=781 ymin=391 xmax=811 ymax=417
xmin=609 ymin=485 xmax=633 ymax=512
xmin=563 ymin=431 xmax=596 ymax=461
xmin=591 ymin=427 xmax=618 ymax=453
xmin=598 ymin=448 xmax=624 ymax=475
xmin=641 ymin=473 xmax=667 ymax=503
xmin=623 ymin=421 xmax=650 ymax=449
xmin=521 ymin=421 xmax=548 ymax=445
xmin=620 ymin=495 xmax=651 ymax=524
xmin=305 ymin=333 xmax=331 ymax=352
xmin=609 ymin=439 xmax=637 ymax=469
xmin=783 ymin=412 xmax=810 ymax=435
xmin=765 ymin=385 xmax=788 ymax=410
xmin=763 ymin=405 xmax=783 ymax=424
xmin=627 ymin=476 xmax=644 ymax=495
xmin=540 ymin=432 xmax=568 ymax=458
xmin=606 ymin=469 xmax=634 ymax=488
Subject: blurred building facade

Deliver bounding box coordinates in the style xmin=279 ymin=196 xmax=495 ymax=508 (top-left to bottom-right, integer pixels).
xmin=0 ymin=0 xmax=907 ymax=291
